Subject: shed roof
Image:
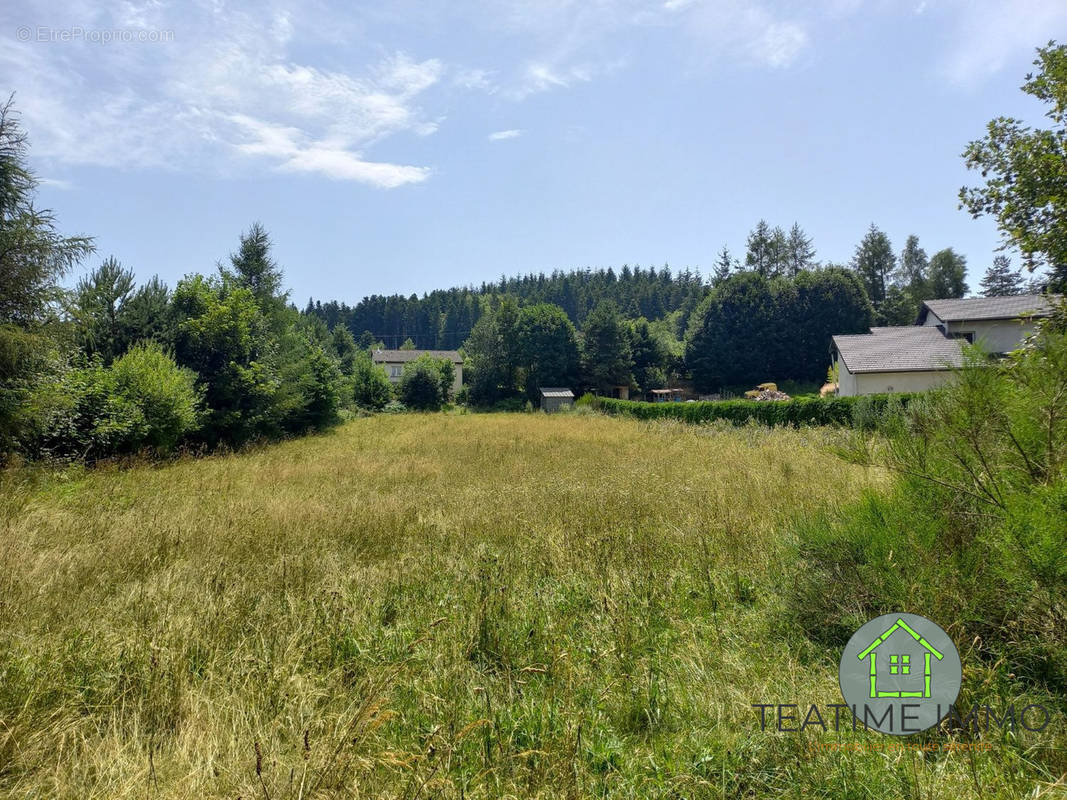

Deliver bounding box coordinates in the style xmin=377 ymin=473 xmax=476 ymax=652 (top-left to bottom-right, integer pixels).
xmin=832 ymin=327 xmax=964 ymax=374
xmin=539 ymin=387 xmax=575 ymax=398
xmin=917 ymin=294 xmax=1058 ymax=324
xmin=371 ymin=349 xmax=463 ymax=364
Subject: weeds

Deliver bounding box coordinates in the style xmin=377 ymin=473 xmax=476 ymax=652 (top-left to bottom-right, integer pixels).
xmin=0 ymin=412 xmax=1060 ymax=797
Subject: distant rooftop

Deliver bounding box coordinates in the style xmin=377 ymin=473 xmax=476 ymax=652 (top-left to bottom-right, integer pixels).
xmin=539 ymin=387 xmax=575 ymax=398
xmin=918 ymin=294 xmax=1058 ymax=324
xmin=833 ymin=327 xmax=965 ymax=374
xmin=372 ymin=349 xmax=463 ymax=364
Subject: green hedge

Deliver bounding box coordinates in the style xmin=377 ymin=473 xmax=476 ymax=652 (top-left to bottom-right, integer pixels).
xmin=592 ymin=393 xmax=917 ymax=428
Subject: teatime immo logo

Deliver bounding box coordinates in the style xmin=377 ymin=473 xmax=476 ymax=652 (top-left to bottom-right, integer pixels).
xmin=838 ymin=613 xmax=962 ymax=735
xmin=752 ymin=613 xmax=1054 ymax=736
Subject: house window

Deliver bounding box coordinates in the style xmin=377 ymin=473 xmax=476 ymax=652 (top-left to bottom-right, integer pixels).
xmin=389 ymin=365 xmax=403 ymax=378
xmin=950 ymin=331 xmax=975 ymax=343
xmin=889 ymin=654 xmax=911 ymax=675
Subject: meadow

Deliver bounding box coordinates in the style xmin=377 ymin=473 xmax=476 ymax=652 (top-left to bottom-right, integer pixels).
xmin=0 ymin=413 xmax=1061 ymax=798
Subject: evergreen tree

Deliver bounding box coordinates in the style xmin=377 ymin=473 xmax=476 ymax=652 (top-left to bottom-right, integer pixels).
xmin=221 ymin=222 xmax=286 ymax=309
xmin=331 ymin=324 xmax=359 ymax=375
xmin=514 ymin=303 xmax=580 ymax=400
xmin=0 ymin=96 xmax=94 ymax=453
xmin=712 ymin=245 xmax=736 ymax=284
xmin=117 ymin=276 xmax=172 ymax=353
xmin=357 ymin=330 xmax=381 ymax=350
xmin=927 ymin=248 xmax=969 ymax=299
xmin=979 ymin=255 xmax=1026 ymax=297
xmin=896 ymin=235 xmax=928 ymax=296
xmin=767 ymin=225 xmax=789 ymax=277
xmin=629 ymin=318 xmax=671 ymax=392
xmin=580 ymin=301 xmax=632 ymax=393
xmin=880 ymin=285 xmax=918 ymax=326
xmin=745 ymin=220 xmax=774 ymax=277
xmin=785 ymin=222 xmax=816 ymax=276
xmin=851 ymin=224 xmax=895 ymax=307
xmin=71 ymin=256 xmax=135 ymax=363
xmin=464 ymin=298 xmax=521 ymax=404
xmin=686 ymin=272 xmax=777 ymax=391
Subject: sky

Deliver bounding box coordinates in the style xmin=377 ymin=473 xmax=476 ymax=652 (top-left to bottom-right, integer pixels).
xmin=1 ymin=0 xmax=1064 ymax=304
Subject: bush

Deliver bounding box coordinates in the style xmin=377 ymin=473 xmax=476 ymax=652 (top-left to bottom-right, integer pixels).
xmin=27 ymin=363 xmax=141 ymax=459
xmin=26 ymin=344 xmax=200 ymax=458
xmin=787 ymin=328 xmax=1067 ymax=693
xmin=398 ymin=355 xmax=452 ymax=411
xmin=274 ymin=337 xmax=343 ymax=433
xmin=351 ymin=352 xmax=393 ymax=410
xmin=593 ymin=393 xmax=916 ymax=428
xmin=109 ymin=342 xmax=201 ymax=451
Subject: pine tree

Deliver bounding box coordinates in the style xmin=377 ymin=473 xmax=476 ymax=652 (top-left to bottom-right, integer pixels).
xmin=580 ymin=301 xmax=633 ymax=393
xmin=785 ymin=222 xmax=816 ymax=277
xmin=745 ymin=220 xmax=774 ymax=277
xmin=71 ymin=256 xmax=136 ymax=363
xmin=767 ymin=226 xmax=789 ymax=277
xmin=895 ymin=235 xmax=928 ymax=295
xmin=712 ymin=246 xmax=735 ymax=284
xmin=979 ymin=255 xmax=1026 ymax=297
xmin=221 ymin=222 xmax=286 ymax=308
xmin=851 ymin=224 xmax=895 ymax=306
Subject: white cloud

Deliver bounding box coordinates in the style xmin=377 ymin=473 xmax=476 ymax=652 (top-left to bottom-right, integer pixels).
xmin=940 ymin=0 xmax=1067 ymax=85
xmin=39 ymin=177 xmax=74 ymax=189
xmin=488 ymin=129 xmax=523 ymax=141
xmin=666 ymin=1 xmax=811 ymax=69
xmin=453 ymin=67 xmax=495 ymax=91
xmin=753 ymin=19 xmax=808 ymax=68
xmin=3 ymin=0 xmax=441 ymax=188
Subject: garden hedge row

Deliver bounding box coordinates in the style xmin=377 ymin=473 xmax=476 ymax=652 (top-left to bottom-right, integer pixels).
xmin=590 ymin=393 xmax=917 ymax=428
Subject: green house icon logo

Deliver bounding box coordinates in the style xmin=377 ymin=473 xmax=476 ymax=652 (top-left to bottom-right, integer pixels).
xmin=856 ymin=617 xmax=944 ymax=699
xmin=839 ymin=612 xmax=962 ymax=735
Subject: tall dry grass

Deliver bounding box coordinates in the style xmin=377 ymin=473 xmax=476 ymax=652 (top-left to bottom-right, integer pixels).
xmin=0 ymin=413 xmax=1057 ymax=798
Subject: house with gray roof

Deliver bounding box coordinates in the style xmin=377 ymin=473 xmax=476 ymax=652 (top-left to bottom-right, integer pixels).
xmin=916 ymin=294 xmax=1057 ymax=354
xmin=372 ymin=349 xmax=464 ymax=394
xmin=832 ymin=294 xmax=1057 ymax=397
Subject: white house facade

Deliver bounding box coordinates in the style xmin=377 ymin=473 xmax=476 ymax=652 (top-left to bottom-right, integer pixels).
xmin=917 ymin=295 xmax=1054 ymax=354
xmin=832 ymin=295 xmax=1057 ymax=397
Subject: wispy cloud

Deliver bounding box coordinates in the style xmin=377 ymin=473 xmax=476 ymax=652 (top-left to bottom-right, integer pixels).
xmin=488 ymin=129 xmax=523 ymax=141
xmin=939 ymin=0 xmax=1067 ymax=85
xmin=2 ymin=1 xmax=441 ymax=188
xmin=665 ymin=0 xmax=810 ymax=69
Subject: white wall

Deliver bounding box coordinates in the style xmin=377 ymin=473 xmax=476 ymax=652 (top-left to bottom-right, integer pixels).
xmin=838 ymin=360 xmax=858 ymax=396
xmin=944 ymin=319 xmax=1036 ymax=354
xmin=854 ymin=370 xmax=955 ymax=395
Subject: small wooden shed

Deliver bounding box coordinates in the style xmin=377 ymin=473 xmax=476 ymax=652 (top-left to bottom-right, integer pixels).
xmin=539 ymin=387 xmax=575 ymax=413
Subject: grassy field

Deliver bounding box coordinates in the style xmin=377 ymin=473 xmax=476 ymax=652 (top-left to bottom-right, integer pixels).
xmin=0 ymin=413 xmax=1060 ymax=798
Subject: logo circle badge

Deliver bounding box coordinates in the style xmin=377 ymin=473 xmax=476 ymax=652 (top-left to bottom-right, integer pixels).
xmin=838 ymin=612 xmax=961 ymax=735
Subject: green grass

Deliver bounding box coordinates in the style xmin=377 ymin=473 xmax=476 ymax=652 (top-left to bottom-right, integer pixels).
xmin=0 ymin=413 xmax=1061 ymax=798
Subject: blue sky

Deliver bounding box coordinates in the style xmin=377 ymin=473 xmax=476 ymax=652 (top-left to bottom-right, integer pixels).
xmin=2 ymin=1 xmax=1064 ymax=303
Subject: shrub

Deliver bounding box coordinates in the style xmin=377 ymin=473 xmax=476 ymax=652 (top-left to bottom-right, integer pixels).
xmin=274 ymin=338 xmax=343 ymax=433
xmin=27 ymin=363 xmax=140 ymax=459
xmin=109 ymin=342 xmax=201 ymax=451
xmin=593 ymin=393 xmax=916 ymax=428
xmin=787 ymin=328 xmax=1067 ymax=692
xmin=351 ymin=352 xmax=393 ymax=410
xmin=398 ymin=355 xmax=452 ymax=411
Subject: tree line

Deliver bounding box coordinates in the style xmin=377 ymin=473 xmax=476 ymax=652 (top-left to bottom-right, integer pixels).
xmin=2 ymin=41 xmax=1063 ymax=460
